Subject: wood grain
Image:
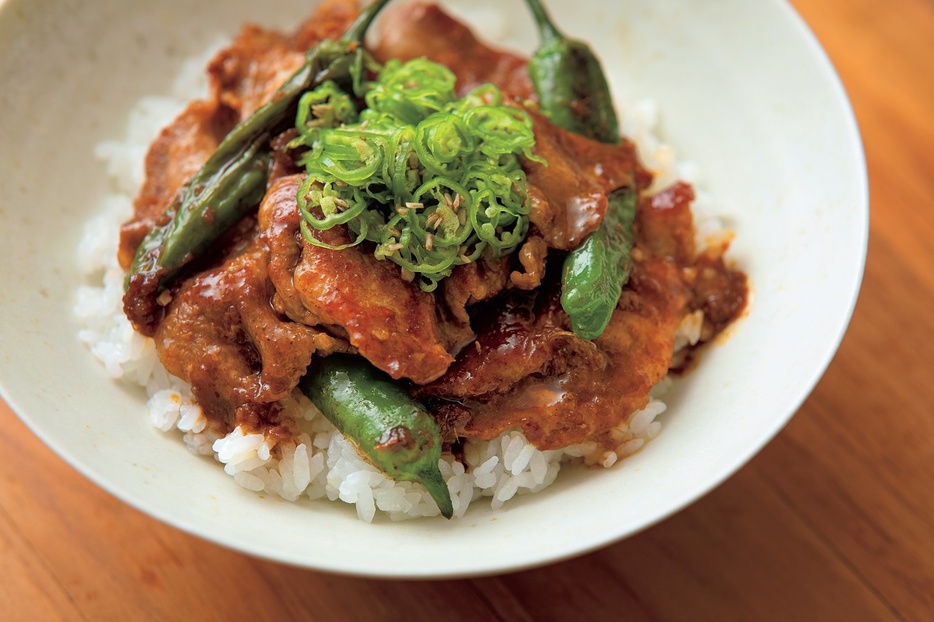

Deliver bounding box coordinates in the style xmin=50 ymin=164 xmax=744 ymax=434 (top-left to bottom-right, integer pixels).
xmin=2 ymin=0 xmax=933 ymax=619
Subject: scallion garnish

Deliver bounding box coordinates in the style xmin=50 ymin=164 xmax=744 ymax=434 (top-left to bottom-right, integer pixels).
xmin=291 ymin=58 xmax=540 ymax=291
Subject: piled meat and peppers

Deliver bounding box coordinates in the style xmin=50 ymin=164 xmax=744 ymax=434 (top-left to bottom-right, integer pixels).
xmin=119 ymin=0 xmax=747 ymax=517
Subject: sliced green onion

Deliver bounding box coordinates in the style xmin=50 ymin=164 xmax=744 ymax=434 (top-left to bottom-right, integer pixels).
xmin=291 ymin=58 xmax=541 ymax=290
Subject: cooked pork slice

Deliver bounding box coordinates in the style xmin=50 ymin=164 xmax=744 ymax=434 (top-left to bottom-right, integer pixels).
xmin=440 ymin=254 xmax=511 ymax=326
xmin=258 ymin=175 xmax=322 ymax=327
xmin=521 ymin=107 xmax=651 ymax=250
xmin=452 ymin=255 xmax=688 ymax=449
xmin=419 ymin=286 xmax=577 ymax=400
xmin=207 ymin=0 xmax=358 ymax=121
xmin=266 ymin=183 xmax=455 ymax=385
xmin=153 ymin=238 xmax=338 ymax=432
xmin=207 ymin=26 xmax=304 ymax=122
xmin=636 ymin=181 xmax=697 ymax=265
xmin=260 ymin=176 xmax=478 ymax=385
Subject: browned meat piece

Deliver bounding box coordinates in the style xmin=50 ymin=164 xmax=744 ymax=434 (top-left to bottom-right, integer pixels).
xmin=258 ymin=175 xmax=322 ymax=327
xmin=207 ymin=0 xmax=357 ymax=121
xmin=371 ymin=2 xmax=535 ymax=100
xmin=638 ymin=183 xmax=747 ymax=360
xmin=276 ymin=192 xmax=456 ymax=385
xmin=292 ymin=0 xmax=361 ymax=51
xmin=153 ymin=238 xmax=343 ymax=432
xmin=208 ymin=27 xmax=303 ymax=121
xmin=440 ymin=254 xmax=510 ymax=326
xmin=259 ymin=175 xmax=473 ymax=382
xmin=420 ymin=286 xmax=590 ymax=401
xmin=522 ymin=107 xmax=651 ymax=250
xmin=260 ymin=176 xmax=463 ymax=383
xmin=129 ymin=3 xmax=364 ymax=434
xmin=636 ymin=181 xmax=696 ymax=265
xmin=268 ymin=129 xmax=304 ymax=181
xmin=422 ymin=182 xmax=703 ymax=449
xmin=431 ymin=255 xmax=511 ymax=362
xmin=445 ymin=255 xmax=688 ymax=449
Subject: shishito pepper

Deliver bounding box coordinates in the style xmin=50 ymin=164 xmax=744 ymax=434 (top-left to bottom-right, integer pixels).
xmin=524 ymin=0 xmax=635 ymax=340
xmin=123 ymin=0 xmax=394 ymax=334
xmin=524 ymin=0 xmax=620 ymax=145
xmin=559 ymin=187 xmax=637 ymax=339
xmin=299 ymin=354 xmax=454 ymax=519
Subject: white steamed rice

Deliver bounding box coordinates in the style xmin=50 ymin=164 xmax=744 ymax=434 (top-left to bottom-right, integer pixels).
xmin=75 ymin=36 xmax=707 ymax=522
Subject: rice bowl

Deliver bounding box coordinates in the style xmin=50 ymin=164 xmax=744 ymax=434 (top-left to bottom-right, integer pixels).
xmin=0 ymin=0 xmax=866 ymax=577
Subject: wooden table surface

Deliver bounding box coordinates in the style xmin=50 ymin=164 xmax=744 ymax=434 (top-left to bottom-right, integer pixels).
xmin=3 ymin=0 xmax=933 ymax=620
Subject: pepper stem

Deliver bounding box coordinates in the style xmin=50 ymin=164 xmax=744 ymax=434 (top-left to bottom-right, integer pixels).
xmin=524 ymin=0 xmax=564 ymax=43
xmin=342 ymin=0 xmax=394 ymax=44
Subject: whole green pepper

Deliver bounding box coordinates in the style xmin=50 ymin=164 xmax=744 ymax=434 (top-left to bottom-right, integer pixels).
xmin=299 ymin=354 xmax=454 ymax=519
xmin=524 ymin=0 xmax=635 ymax=340
xmin=123 ymin=0 xmax=394 ymax=333
xmin=559 ymin=187 xmax=636 ymax=339
xmin=524 ymin=0 xmax=619 ymax=144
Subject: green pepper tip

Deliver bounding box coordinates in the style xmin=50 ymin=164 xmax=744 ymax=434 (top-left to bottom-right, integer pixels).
xmin=525 ymin=0 xmax=563 ymax=43
xmin=341 ymin=0 xmax=394 ymax=44
xmin=417 ymin=465 xmax=454 ymax=519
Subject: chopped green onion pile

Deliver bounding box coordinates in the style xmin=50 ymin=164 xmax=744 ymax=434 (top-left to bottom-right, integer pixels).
xmin=291 ymin=58 xmax=540 ymax=291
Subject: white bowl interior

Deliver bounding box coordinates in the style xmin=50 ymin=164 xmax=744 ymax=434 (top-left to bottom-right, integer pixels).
xmin=0 ymin=0 xmax=866 ymax=577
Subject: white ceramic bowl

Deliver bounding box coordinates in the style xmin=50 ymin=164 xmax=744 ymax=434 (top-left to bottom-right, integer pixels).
xmin=0 ymin=0 xmax=866 ymax=577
